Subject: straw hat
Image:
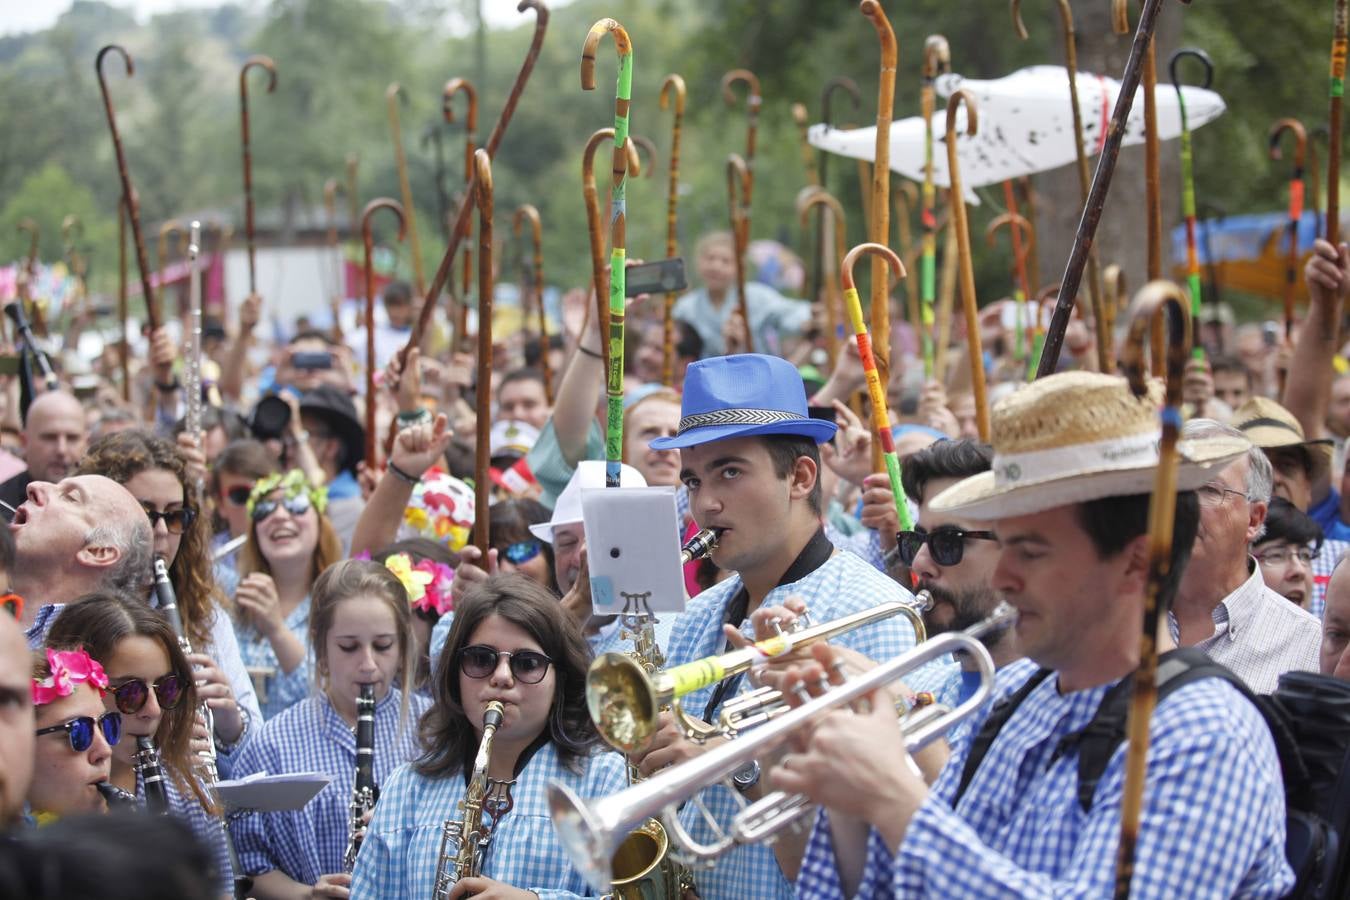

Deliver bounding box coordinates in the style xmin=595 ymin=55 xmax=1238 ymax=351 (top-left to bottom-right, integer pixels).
xmin=1229 ymin=396 xmax=1333 ymax=481
xmin=930 ymin=371 xmax=1250 ymax=519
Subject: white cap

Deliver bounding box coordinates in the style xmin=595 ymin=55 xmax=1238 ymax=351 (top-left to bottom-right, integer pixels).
xmin=489 ymin=419 xmax=541 ymax=458
xmin=529 ymin=460 xmax=647 ymax=543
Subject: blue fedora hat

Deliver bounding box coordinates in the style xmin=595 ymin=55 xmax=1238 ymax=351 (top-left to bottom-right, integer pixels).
xmin=651 ymin=354 xmax=838 ymax=450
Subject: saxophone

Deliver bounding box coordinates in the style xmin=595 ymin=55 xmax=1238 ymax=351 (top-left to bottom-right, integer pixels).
xmin=431 ymin=701 xmax=515 ymax=899
xmin=605 ymin=529 xmax=716 ymax=899
xmin=343 ymin=683 xmax=379 ymax=871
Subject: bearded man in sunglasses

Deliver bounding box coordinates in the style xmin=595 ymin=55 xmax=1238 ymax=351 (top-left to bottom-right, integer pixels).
xmin=897 ymin=440 xmax=1021 ymax=706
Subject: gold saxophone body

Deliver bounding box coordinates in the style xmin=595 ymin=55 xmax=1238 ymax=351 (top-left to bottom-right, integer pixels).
xmin=431 ymin=701 xmax=512 ymax=899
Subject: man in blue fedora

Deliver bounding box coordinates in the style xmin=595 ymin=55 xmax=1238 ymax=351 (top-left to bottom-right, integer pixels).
xmin=628 ymin=353 xmax=925 ymax=900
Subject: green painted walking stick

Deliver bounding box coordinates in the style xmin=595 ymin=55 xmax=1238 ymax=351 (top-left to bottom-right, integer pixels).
xmin=920 ymin=35 xmax=949 ymax=379
xmin=1169 ymin=48 xmax=1214 ymax=362
xmin=581 ymin=18 xmax=633 ymax=489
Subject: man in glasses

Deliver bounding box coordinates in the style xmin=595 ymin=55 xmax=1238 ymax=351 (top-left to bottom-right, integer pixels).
xmin=0 ymin=391 xmax=89 ymax=514
xmin=12 ymin=475 xmax=153 ymax=644
xmin=897 ymin=439 xmax=1020 ymax=705
xmin=0 ymin=610 xmax=34 ymax=826
xmin=1172 ymin=419 xmax=1321 ymax=692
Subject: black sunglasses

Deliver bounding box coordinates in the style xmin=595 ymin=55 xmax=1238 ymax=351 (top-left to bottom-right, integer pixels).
xmin=142 ymin=506 xmax=198 ymax=534
xmin=458 ymin=645 xmax=553 ymax=684
xmin=896 ymin=526 xmax=998 ymax=567
xmin=35 ymin=712 xmax=122 ymax=753
xmin=251 ymin=494 xmax=312 ymax=523
xmin=225 ymin=486 xmax=252 ymax=506
xmin=111 ymin=673 xmax=187 ymax=715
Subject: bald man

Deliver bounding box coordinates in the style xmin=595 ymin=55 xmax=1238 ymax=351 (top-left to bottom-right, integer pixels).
xmin=0 ymin=610 xmax=34 ymax=827
xmin=0 ymin=392 xmax=89 ymax=512
xmin=12 ymin=474 xmax=154 ymax=644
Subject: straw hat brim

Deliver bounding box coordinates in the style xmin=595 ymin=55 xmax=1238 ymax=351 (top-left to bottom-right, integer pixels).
xmin=929 ymin=434 xmax=1250 ymax=520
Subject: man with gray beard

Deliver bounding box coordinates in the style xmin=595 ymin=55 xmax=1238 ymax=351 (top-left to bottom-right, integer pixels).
xmin=897 ymin=439 xmax=1020 ymax=704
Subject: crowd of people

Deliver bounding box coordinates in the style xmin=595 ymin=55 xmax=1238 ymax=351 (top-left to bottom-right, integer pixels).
xmin=0 ymin=222 xmax=1348 ymax=900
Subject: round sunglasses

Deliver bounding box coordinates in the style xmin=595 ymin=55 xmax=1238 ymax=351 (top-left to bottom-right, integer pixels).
xmin=35 ymin=712 xmax=122 ymax=753
xmin=142 ymin=506 xmax=198 ymax=535
xmin=896 ymin=526 xmax=998 ymax=567
xmin=110 ymin=673 xmax=187 ymax=715
xmin=251 ymin=493 xmax=313 ymax=523
xmin=458 ymin=645 xmax=553 ymax=684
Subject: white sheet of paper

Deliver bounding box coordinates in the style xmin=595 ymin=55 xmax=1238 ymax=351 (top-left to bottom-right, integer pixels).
xmin=215 ymin=771 xmax=332 ymax=813
xmin=581 ymin=486 xmax=686 ymax=615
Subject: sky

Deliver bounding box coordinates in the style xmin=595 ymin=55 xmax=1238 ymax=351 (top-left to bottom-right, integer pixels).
xmin=0 ymin=0 xmax=562 ymax=37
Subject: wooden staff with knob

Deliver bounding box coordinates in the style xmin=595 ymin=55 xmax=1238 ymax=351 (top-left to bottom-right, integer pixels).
xmin=946 ymin=90 xmax=990 ymax=441
xmin=512 ymin=204 xmax=551 ymax=403
xmin=360 ymin=199 xmax=407 ymax=470
xmin=659 ymin=73 xmax=686 ymax=387
xmin=240 ymin=55 xmax=277 ymax=297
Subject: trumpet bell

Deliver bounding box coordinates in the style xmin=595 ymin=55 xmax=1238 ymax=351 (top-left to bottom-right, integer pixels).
xmin=588 ymin=652 xmax=659 ymax=754
xmin=550 ymin=780 xmax=617 ymax=892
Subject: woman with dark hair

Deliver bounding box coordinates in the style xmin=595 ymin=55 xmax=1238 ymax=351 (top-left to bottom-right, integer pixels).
xmin=230 ymin=559 xmax=430 ymax=899
xmin=235 ymin=469 xmax=345 ymax=720
xmin=350 ymin=573 xmax=625 ymax=898
xmin=76 ymin=429 xmax=260 ymax=774
xmin=45 ymin=593 xmax=234 ymax=894
xmin=1255 ymin=497 xmax=1326 ymax=611
xmin=489 ymin=499 xmax=556 ymax=593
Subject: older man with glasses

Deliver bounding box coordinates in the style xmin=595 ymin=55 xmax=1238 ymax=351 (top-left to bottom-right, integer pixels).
xmin=1171 ymin=419 xmax=1322 ymax=692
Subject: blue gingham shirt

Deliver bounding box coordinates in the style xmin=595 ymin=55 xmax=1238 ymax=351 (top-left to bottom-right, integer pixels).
xmin=796 ymin=658 xmax=1294 ymax=899
xmin=230 ymin=689 xmax=430 ymax=885
xmin=349 ymin=742 xmax=628 ymax=899
xmin=233 ymin=594 xmax=313 ymax=721
xmin=1311 ymin=537 xmax=1350 ymax=619
xmin=133 ymin=763 xmax=235 ymax=897
xmin=662 ymin=549 xmax=924 ymax=900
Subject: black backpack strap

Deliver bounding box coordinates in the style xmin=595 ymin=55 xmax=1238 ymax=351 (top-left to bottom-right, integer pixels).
xmin=1069 ymin=647 xmax=1249 ymax=812
xmin=952 ymin=667 xmax=1053 ymax=807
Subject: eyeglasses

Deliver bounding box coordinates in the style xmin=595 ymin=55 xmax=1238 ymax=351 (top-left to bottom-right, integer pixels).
xmin=501 ymin=540 xmax=543 ymax=566
xmin=35 ymin=712 xmax=122 ymax=753
xmin=110 ymin=673 xmax=187 ymax=715
xmin=251 ymin=493 xmax=312 ymax=523
xmin=225 ymin=486 xmax=252 ymax=507
xmin=142 ymin=506 xmax=198 ymax=534
xmin=1255 ymin=545 xmax=1317 ymax=568
xmin=458 ymin=644 xmax=552 ymax=684
xmin=896 ymin=526 xmax=998 ymax=567
xmin=1197 ymin=484 xmax=1249 ymax=508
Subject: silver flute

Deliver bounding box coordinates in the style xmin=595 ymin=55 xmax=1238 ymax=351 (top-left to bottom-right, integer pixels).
xmin=185 ymin=220 xmax=205 ymax=499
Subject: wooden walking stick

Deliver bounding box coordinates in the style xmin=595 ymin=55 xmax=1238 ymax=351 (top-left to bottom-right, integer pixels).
xmin=422 ymin=121 xmax=451 ymax=245
xmin=1170 ymin=49 xmax=1214 ymax=362
xmin=1017 ymin=177 xmax=1043 ymax=292
xmin=659 ymin=73 xmax=686 ymax=387
xmin=946 ymin=90 xmax=990 ymax=441
xmin=581 ymin=17 xmax=634 ymax=489
xmin=1103 ymin=263 xmax=1127 ymax=354
xmin=512 ymin=204 xmax=552 ymax=403
xmin=722 ymin=69 xmax=761 ymax=211
xmin=407 ymin=0 xmax=548 ymax=359
xmin=1328 ymin=0 xmax=1348 ymax=249
xmin=1112 ymin=280 xmax=1192 ymax=900
xmin=118 ymin=196 xmax=129 ymax=401
xmin=894 ymin=181 xmax=921 ymax=345
xmin=727 ymin=154 xmax=755 ymax=354
xmin=444 ymin=77 xmax=479 ymax=349
xmin=842 ymin=242 xmax=913 ymax=532
xmin=157 ymin=220 xmax=185 ymax=273
xmin=920 ymin=35 xmax=950 ymax=380
xmin=791 ymin=103 xmax=819 ymax=188
xmin=360 ymin=199 xmax=406 ymax=470
xmin=1016 ymin=0 xmax=1109 ymax=370
xmin=936 ymin=189 xmax=960 ymax=380
xmin=986 ymin=212 xmax=1035 ymax=366
xmin=1269 ymin=118 xmax=1307 ymax=342
xmin=323 ymin=179 xmax=346 ymax=338
xmin=862 ymin=0 xmax=898 ymax=456
xmin=240 ymin=55 xmax=277 ymax=298
xmin=1036 ymin=0 xmax=1181 ymax=378
xmin=798 ymin=187 xmax=848 ymax=367
xmin=583 ymin=129 xmax=642 ymax=371
xmin=814 ymin=76 xmax=862 ymax=314
xmin=96 ymin=44 xmax=158 ymax=332
xmin=473 ymin=149 xmax=494 ymax=558
xmin=345 ymin=154 xmax=360 ymax=229
xmin=386 ymin=84 xmax=427 ymax=298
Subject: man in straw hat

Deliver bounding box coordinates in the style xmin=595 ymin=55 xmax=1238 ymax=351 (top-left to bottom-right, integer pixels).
xmin=769 ymin=371 xmax=1292 ymax=897
xmin=626 ymin=353 xmax=925 ymax=900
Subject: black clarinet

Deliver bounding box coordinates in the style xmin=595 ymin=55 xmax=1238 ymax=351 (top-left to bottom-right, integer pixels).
xmin=3 ymin=301 xmax=58 ymax=391
xmin=342 ymin=682 xmax=379 ymax=871
xmin=95 ymin=780 xmax=139 ymax=811
xmin=136 ymin=735 xmax=170 ymax=814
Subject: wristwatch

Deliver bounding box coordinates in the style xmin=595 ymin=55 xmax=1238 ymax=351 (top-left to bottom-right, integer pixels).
xmin=731 ymin=760 xmax=760 ymax=792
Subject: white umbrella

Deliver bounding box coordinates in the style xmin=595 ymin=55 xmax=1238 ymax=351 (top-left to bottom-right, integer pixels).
xmin=808 ymin=65 xmax=1226 ymax=199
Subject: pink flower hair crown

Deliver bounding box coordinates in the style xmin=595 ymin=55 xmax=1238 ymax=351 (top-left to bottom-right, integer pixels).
xmin=32 ymin=648 xmax=110 ymax=707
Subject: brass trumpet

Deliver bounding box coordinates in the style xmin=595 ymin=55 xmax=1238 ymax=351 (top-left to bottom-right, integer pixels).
xmin=552 ymin=605 xmax=1016 ymax=892
xmin=587 ymin=594 xmax=930 ymax=751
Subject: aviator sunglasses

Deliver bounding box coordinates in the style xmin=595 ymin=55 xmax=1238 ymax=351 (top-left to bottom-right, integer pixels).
xmin=251 ymin=493 xmax=313 ymax=524
xmin=896 ymin=525 xmax=998 ymax=567
xmin=35 ymin=712 xmax=123 ymax=753
xmin=501 ymin=540 xmax=543 ymax=566
xmin=458 ymin=645 xmax=553 ymax=684
xmin=110 ymin=673 xmax=188 ymax=716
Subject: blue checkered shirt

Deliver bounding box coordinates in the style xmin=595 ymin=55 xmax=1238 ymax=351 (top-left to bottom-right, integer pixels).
xmin=229 ymin=689 xmax=430 ymax=885
xmin=796 ymin=658 xmax=1293 ymax=899
xmin=233 ymin=594 xmax=313 ymax=721
xmin=133 ymin=763 xmax=235 ymax=896
xmin=662 ymin=550 xmax=924 ymax=900
xmin=349 ymin=742 xmax=628 ymax=898
xmin=1311 ymin=538 xmax=1350 ymax=619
